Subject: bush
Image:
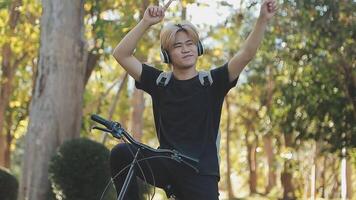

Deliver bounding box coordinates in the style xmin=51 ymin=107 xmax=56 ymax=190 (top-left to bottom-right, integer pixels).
xmin=49 ymin=138 xmax=115 ymax=200
xmin=0 ymin=167 xmax=18 ymax=200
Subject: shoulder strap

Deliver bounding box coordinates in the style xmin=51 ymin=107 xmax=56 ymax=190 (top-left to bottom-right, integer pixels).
xmin=156 ymin=71 xmax=213 ymax=87
xmin=198 ymin=70 xmax=213 ymax=86
xmin=156 ymin=71 xmax=173 ymax=87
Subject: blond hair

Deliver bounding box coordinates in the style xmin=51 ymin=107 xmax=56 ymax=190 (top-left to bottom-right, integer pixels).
xmin=160 ymin=21 xmax=200 ymax=51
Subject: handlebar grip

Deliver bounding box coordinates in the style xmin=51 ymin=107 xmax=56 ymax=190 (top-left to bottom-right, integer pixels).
xmin=91 ymin=114 xmax=115 ymax=129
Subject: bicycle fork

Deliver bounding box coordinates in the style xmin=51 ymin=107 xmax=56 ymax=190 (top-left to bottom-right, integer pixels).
xmin=117 ymin=148 xmax=141 ymax=200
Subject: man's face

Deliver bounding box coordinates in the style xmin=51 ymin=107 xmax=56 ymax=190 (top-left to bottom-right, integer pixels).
xmin=169 ymin=31 xmax=198 ymax=69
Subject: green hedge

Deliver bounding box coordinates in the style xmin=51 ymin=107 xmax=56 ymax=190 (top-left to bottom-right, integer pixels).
xmin=49 ymin=138 xmax=115 ymax=200
xmin=0 ymin=167 xmax=18 ymax=200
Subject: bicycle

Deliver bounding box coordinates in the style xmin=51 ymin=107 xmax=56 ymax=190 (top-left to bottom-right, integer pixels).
xmin=91 ymin=114 xmax=199 ymax=200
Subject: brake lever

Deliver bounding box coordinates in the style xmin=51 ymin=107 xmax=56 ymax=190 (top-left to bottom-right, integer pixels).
xmin=170 ymin=150 xmax=183 ymax=163
xmin=91 ymin=126 xmax=112 ymax=133
xmin=170 ymin=150 xmax=199 ymax=173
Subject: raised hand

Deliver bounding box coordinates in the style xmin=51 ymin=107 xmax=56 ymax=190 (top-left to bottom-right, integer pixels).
xmin=259 ymin=0 xmax=278 ymax=21
xmin=143 ymin=0 xmax=175 ymax=26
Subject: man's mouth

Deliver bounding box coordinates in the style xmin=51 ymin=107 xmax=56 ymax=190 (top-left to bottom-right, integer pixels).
xmin=183 ymin=55 xmax=193 ymax=59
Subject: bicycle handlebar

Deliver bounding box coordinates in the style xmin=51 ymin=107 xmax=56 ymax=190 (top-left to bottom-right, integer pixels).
xmin=91 ymin=114 xmax=199 ymax=172
xmin=91 ymin=114 xmax=116 ymax=130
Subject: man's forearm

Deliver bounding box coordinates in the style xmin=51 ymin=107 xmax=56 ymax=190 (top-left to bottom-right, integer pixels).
xmin=227 ymin=0 xmax=276 ymax=81
xmin=113 ymin=20 xmax=151 ymax=58
xmin=241 ymin=17 xmax=268 ymax=59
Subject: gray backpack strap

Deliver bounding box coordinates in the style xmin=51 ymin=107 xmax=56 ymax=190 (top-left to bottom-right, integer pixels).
xmin=198 ymin=70 xmax=213 ymax=86
xmin=216 ymin=130 xmax=221 ymax=164
xmin=156 ymin=71 xmax=173 ymax=87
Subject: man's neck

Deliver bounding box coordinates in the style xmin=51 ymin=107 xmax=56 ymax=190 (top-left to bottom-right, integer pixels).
xmin=172 ymin=66 xmax=198 ymax=80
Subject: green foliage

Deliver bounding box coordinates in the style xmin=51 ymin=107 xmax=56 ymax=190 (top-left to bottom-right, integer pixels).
xmin=3 ymin=0 xmax=355 ymax=199
xmin=0 ymin=168 xmax=18 ymax=200
xmin=1 ymin=0 xmax=41 ymax=173
xmin=49 ymin=138 xmax=115 ymax=200
xmin=0 ymin=0 xmax=10 ymax=10
xmin=271 ymin=0 xmax=355 ymax=152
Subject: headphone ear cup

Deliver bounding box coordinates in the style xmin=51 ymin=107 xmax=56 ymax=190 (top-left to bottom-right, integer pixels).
xmin=197 ymin=40 xmax=204 ymax=56
xmin=160 ymin=49 xmax=170 ymax=64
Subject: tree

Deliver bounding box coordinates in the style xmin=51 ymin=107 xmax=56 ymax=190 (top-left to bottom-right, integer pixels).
xmin=224 ymin=95 xmax=236 ymax=199
xmin=18 ymin=0 xmax=87 ymax=199
xmin=270 ymin=1 xmax=355 ymax=198
xmin=0 ymin=0 xmax=40 ymax=169
xmin=0 ymin=0 xmax=22 ymax=169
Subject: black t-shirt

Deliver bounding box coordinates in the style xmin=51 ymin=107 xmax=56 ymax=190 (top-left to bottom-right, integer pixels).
xmin=135 ymin=63 xmax=238 ymax=176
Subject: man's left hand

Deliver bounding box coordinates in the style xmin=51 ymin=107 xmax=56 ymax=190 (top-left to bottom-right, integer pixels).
xmin=259 ymin=0 xmax=278 ymax=21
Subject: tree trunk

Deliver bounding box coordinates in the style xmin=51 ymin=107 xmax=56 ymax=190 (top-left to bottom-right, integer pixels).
xmin=346 ymin=158 xmax=352 ymax=200
xmin=263 ymin=64 xmax=276 ymax=194
xmin=263 ymin=134 xmax=276 ymax=194
xmin=281 ymin=133 xmax=296 ymax=200
xmin=341 ymin=148 xmax=353 ymax=200
xmin=330 ymin=155 xmax=340 ymax=199
xmin=131 ymin=89 xmax=145 ymax=141
xmin=245 ymin=134 xmax=257 ymax=194
xmin=303 ymin=170 xmax=309 ymax=200
xmin=281 ymin=164 xmax=295 ymax=200
xmin=0 ymin=0 xmax=22 ymax=168
xmin=18 ymin=1 xmax=87 ymax=199
xmin=84 ymin=52 xmax=100 ymax=86
xmin=0 ymin=43 xmax=13 ymax=168
xmin=320 ymin=155 xmax=326 ymax=198
xmin=311 ymin=140 xmax=320 ymax=200
xmin=0 ymin=136 xmax=6 ymax=167
xmin=129 ymin=0 xmax=149 ymax=142
xmin=181 ymin=1 xmax=187 ymax=20
xmin=225 ymin=96 xmax=235 ymax=199
xmin=101 ymin=73 xmax=128 ymax=143
xmin=4 ymin=114 xmax=13 ymax=168
xmin=310 ymin=163 xmax=316 ymax=200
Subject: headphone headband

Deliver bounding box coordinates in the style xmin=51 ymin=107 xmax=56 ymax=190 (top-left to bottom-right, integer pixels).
xmin=176 ymin=23 xmax=184 ymax=30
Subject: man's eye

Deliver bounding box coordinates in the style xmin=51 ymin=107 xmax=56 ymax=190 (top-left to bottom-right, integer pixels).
xmin=174 ymin=45 xmax=182 ymax=48
xmin=187 ymin=43 xmax=193 ymax=46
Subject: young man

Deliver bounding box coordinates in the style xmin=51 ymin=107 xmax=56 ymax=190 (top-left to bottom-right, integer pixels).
xmin=111 ymin=0 xmax=277 ymax=199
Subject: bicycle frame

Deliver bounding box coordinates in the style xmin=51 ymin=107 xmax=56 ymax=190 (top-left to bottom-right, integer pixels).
xmin=91 ymin=114 xmax=199 ymax=200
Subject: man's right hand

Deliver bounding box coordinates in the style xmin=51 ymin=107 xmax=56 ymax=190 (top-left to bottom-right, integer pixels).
xmin=143 ymin=0 xmax=174 ymax=26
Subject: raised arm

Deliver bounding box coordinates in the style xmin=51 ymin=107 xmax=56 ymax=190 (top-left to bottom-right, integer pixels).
xmin=227 ymin=0 xmax=277 ymax=82
xmin=112 ymin=0 xmax=174 ymax=81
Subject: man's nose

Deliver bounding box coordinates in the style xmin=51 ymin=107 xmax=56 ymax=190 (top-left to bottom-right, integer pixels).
xmin=181 ymin=45 xmax=190 ymax=53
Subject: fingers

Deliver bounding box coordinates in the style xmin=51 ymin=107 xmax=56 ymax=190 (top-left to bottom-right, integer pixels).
xmin=148 ymin=6 xmax=165 ymax=17
xmin=146 ymin=0 xmax=174 ymax=17
xmin=163 ymin=0 xmax=174 ymax=11
xmin=148 ymin=6 xmax=153 ymax=16
xmin=266 ymin=0 xmax=277 ymax=12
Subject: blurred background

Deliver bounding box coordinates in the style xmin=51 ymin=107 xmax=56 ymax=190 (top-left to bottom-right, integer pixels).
xmin=0 ymin=0 xmax=355 ymax=199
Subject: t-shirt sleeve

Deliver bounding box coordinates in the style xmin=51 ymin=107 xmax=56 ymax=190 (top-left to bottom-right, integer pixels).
xmin=210 ymin=62 xmax=238 ymax=97
xmin=135 ymin=63 xmax=162 ymax=95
